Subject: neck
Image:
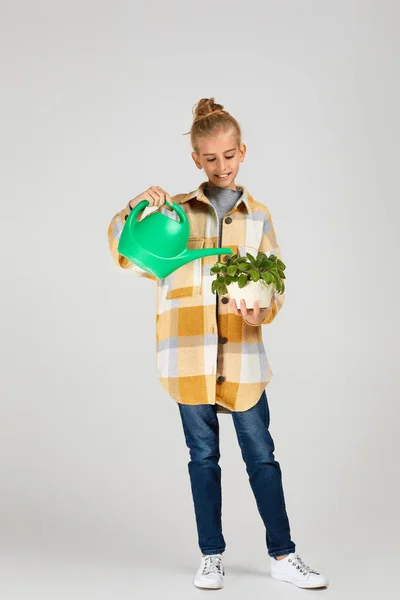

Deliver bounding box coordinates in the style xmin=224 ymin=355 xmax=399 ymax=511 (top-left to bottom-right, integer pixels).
xmin=206 ymin=181 xmax=237 ymax=191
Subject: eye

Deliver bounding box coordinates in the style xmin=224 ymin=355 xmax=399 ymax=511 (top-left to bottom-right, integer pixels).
xmin=207 ymin=155 xmax=234 ymax=163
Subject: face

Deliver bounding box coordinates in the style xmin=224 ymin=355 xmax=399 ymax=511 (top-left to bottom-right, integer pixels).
xmin=191 ymin=129 xmax=246 ymax=190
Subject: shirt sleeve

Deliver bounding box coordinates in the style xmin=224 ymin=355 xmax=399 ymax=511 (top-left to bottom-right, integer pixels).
xmin=245 ymin=207 xmax=285 ymax=326
xmin=107 ymin=200 xmax=157 ymax=282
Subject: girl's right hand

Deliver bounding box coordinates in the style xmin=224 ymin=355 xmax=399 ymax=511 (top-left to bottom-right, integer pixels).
xmin=129 ymin=186 xmax=172 ymax=210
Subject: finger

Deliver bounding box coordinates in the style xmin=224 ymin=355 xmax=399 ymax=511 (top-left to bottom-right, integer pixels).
xmin=155 ymin=186 xmax=168 ymax=206
xmin=156 ymin=187 xmax=170 ymax=206
xmin=240 ymin=299 xmax=247 ymax=317
xmin=253 ymin=299 xmax=260 ymax=318
xmin=151 ymin=186 xmax=163 ymax=206
xmin=147 ymin=191 xmax=159 ymax=205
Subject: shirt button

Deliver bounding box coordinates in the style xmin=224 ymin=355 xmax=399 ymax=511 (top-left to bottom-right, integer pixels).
xmin=124 ymin=214 xmax=128 ymax=221
xmin=223 ymin=254 xmax=230 ymax=262
xmin=225 ymin=217 xmax=232 ymax=224
xmin=219 ymin=337 xmax=228 ymax=344
xmin=217 ymin=375 xmax=225 ymax=383
xmin=221 ymin=297 xmax=229 ymax=304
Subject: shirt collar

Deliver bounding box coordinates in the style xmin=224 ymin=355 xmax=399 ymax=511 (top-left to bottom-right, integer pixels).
xmin=179 ymin=181 xmax=251 ymax=214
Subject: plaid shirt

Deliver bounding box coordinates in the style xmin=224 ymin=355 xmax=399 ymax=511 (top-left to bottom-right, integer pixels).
xmin=108 ymin=181 xmax=285 ymax=413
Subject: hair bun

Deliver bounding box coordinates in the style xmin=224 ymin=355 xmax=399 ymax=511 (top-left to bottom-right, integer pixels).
xmin=193 ymin=97 xmax=226 ymax=123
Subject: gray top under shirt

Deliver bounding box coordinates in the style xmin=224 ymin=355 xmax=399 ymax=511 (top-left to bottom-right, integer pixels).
xmin=204 ymin=185 xmax=243 ymax=243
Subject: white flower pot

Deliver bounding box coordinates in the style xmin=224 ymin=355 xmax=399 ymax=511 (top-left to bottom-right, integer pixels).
xmin=226 ymin=279 xmax=276 ymax=309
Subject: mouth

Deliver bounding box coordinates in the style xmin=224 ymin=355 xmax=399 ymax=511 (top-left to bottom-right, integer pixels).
xmin=215 ymin=173 xmax=231 ymax=179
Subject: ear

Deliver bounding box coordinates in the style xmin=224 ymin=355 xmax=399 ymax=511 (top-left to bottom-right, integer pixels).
xmin=191 ymin=151 xmax=202 ymax=170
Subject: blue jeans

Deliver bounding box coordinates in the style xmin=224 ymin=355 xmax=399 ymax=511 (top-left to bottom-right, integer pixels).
xmin=177 ymin=389 xmax=296 ymax=558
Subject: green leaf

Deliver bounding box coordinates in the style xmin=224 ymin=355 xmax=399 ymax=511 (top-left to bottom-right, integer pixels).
xmin=269 ymin=273 xmax=278 ymax=285
xmin=238 ymin=274 xmax=248 ymax=288
xmin=238 ymin=262 xmax=251 ymax=271
xmin=250 ymin=270 xmax=260 ymax=282
xmin=227 ymin=265 xmax=238 ymax=276
xmin=246 ymin=252 xmax=257 ymax=265
xmin=261 ymin=272 xmax=273 ymax=284
xmin=277 ymin=258 xmax=286 ymax=270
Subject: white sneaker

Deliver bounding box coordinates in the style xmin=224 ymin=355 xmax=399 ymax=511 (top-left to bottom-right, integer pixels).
xmin=193 ymin=553 xmax=224 ymax=589
xmin=270 ymin=552 xmax=329 ymax=588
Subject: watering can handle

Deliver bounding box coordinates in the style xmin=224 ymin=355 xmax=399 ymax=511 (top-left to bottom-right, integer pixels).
xmin=164 ymin=199 xmax=186 ymax=222
xmin=131 ymin=198 xmax=185 ymax=222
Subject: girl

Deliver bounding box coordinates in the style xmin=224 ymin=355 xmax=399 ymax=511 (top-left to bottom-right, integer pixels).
xmin=108 ymin=98 xmax=329 ymax=590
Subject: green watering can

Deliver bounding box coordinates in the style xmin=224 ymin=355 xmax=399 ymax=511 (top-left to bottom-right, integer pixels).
xmin=118 ymin=199 xmax=233 ymax=279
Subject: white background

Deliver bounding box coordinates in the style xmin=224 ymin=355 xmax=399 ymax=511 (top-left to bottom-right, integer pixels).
xmin=1 ymin=1 xmax=399 ymax=597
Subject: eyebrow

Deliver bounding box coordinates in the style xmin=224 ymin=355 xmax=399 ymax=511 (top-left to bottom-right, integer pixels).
xmin=202 ymin=147 xmax=236 ymax=156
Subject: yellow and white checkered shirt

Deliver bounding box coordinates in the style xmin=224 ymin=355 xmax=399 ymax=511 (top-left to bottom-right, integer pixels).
xmin=108 ymin=181 xmax=285 ymax=412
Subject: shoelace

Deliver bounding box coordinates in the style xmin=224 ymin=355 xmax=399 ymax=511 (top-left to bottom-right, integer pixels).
xmin=202 ymin=555 xmax=223 ymax=576
xmin=288 ymin=553 xmax=320 ymax=576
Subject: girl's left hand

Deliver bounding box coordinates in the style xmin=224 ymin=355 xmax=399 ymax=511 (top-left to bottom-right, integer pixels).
xmin=230 ymin=295 xmax=275 ymax=325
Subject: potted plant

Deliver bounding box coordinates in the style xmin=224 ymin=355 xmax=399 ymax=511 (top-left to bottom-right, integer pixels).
xmin=210 ymin=251 xmax=286 ymax=309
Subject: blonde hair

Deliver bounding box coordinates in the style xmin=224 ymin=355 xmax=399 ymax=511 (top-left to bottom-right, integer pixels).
xmin=183 ymin=97 xmax=242 ymax=155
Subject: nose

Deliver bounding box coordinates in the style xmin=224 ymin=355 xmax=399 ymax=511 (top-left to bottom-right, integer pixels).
xmin=216 ymin=159 xmax=228 ymax=171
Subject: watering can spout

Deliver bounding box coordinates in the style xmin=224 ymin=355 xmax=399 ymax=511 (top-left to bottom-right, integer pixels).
xmin=134 ymin=246 xmax=232 ymax=279
xmin=175 ymin=247 xmax=229 ymax=270
xmin=181 ymin=247 xmax=226 ymax=263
